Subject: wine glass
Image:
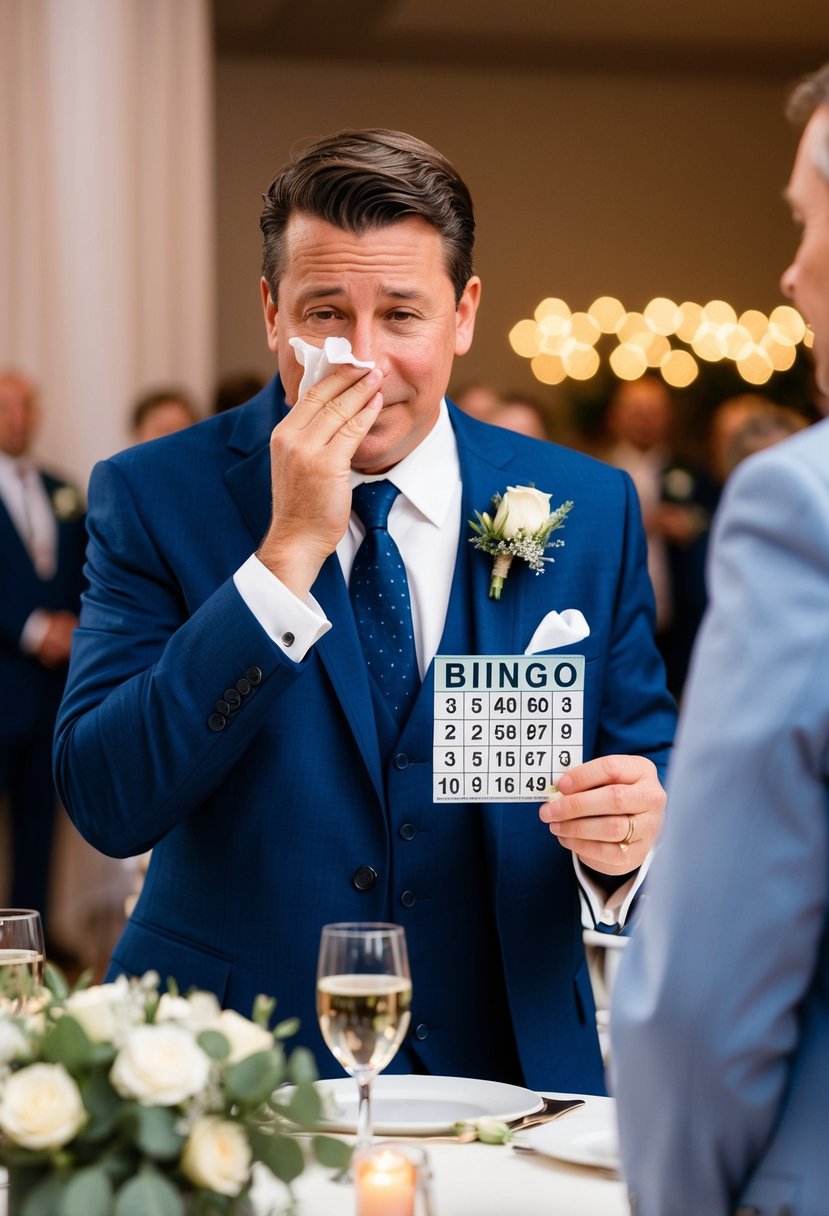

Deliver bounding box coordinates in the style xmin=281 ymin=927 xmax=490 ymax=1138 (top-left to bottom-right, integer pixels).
xmin=317 ymin=922 xmax=411 ymax=1150
xmin=0 ymin=909 xmax=45 ymax=1014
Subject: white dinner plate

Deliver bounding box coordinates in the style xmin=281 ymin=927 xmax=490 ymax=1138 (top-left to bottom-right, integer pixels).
xmin=521 ymin=1101 xmax=619 ymax=1171
xmin=315 ymin=1074 xmax=543 ymax=1135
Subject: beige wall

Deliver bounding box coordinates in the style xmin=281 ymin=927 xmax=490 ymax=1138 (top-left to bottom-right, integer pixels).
xmin=216 ymin=58 xmax=801 ymax=411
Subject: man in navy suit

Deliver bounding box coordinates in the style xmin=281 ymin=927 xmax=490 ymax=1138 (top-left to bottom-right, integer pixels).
xmin=612 ymin=65 xmax=829 ymax=1214
xmin=0 ymin=370 xmax=86 ymax=924
xmin=55 ymin=130 xmax=675 ymax=1092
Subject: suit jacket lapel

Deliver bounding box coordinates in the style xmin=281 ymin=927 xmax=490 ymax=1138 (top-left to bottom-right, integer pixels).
xmin=222 ymin=380 xmax=386 ymax=808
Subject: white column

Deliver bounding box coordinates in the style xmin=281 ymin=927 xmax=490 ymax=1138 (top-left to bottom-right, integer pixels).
xmin=0 ymin=0 xmax=215 ymax=486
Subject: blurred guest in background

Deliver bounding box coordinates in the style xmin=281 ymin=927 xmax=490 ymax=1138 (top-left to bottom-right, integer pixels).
xmin=708 ymin=391 xmax=808 ymax=485
xmin=452 ymin=379 xmax=500 ymax=422
xmin=212 ymin=372 xmax=266 ymax=415
xmin=491 ymin=391 xmax=549 ymax=440
xmin=613 ymin=61 xmax=829 ymax=1216
xmin=0 ymin=370 xmax=86 ymax=930
xmin=130 ymin=386 xmax=199 ymax=444
xmin=604 ymin=374 xmax=715 ymax=699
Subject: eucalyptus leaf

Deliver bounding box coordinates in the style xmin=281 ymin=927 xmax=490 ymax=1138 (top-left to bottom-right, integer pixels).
xmin=252 ymin=994 xmax=276 ymax=1029
xmin=19 ymin=1173 xmax=68 ymax=1216
xmin=272 ymin=1017 xmax=299 ymax=1040
xmin=311 ymin=1134 xmax=352 ymax=1170
xmin=62 ymin=1165 xmax=113 ymax=1216
xmin=77 ymin=1070 xmax=121 ymax=1143
xmin=197 ymin=1028 xmax=231 ymax=1061
xmin=41 ymin=1014 xmax=93 ymax=1071
xmin=286 ymin=1046 xmax=317 ymax=1086
xmin=129 ymin=1105 xmax=185 ymax=1161
xmin=43 ymin=962 xmax=70 ymax=1002
xmin=113 ymin=1168 xmax=184 ymax=1216
xmin=257 ymin=1133 xmax=305 ymax=1185
xmin=224 ymin=1050 xmax=282 ymax=1106
xmin=284 ymin=1083 xmax=321 ymax=1129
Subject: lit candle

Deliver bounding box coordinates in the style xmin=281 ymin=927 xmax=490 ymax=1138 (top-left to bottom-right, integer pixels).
xmin=355 ymin=1148 xmax=416 ymax=1216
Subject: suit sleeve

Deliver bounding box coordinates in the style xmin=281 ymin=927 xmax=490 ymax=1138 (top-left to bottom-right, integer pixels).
xmin=54 ymin=459 xmax=309 ymax=858
xmin=610 ymin=446 xmax=829 ymax=1215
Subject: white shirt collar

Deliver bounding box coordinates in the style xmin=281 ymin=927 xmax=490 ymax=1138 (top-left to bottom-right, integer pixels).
xmin=348 ymin=399 xmax=459 ymax=528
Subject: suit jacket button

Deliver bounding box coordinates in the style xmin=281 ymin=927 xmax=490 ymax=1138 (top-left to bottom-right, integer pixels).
xmin=208 ymin=712 xmax=226 ymax=732
xmin=399 ymin=823 xmax=416 ymax=841
xmin=414 ymin=1023 xmax=429 ymax=1040
xmin=224 ymin=688 xmax=242 ymax=711
xmin=352 ymin=866 xmax=378 ymax=892
xmin=393 ymin=752 xmax=409 ymax=770
xmin=236 ymin=677 xmax=252 ymax=696
xmin=400 ymin=890 xmax=416 ymax=908
xmin=215 ymin=699 xmax=231 ymax=716
xmin=246 ymin=666 xmax=263 ymax=685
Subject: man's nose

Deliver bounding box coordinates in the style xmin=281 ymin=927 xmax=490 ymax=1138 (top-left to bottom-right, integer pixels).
xmin=780 ymin=262 xmax=796 ymax=299
xmin=350 ymin=318 xmax=379 ymax=364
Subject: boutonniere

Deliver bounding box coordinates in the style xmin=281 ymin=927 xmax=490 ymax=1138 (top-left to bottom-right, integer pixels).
xmin=469 ymin=484 xmax=574 ymax=600
xmin=51 ymin=484 xmax=84 ymax=522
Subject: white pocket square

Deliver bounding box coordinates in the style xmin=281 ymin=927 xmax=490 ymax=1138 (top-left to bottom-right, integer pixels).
xmin=524 ymin=609 xmax=590 ymax=654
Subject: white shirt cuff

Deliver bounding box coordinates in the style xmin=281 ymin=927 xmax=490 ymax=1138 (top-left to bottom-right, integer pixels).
xmin=20 ymin=609 xmax=51 ymax=655
xmin=233 ymin=553 xmax=331 ymax=660
xmin=574 ymin=850 xmax=653 ymax=932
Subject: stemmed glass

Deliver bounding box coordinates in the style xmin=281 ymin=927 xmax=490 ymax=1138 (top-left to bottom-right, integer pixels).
xmin=316 ymin=922 xmax=411 ymax=1150
xmin=0 ymin=908 xmax=45 ymax=1014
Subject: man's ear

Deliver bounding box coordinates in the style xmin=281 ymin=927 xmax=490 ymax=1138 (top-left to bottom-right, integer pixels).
xmin=454 ymin=276 xmax=482 ymax=357
xmin=261 ymin=277 xmax=278 ymax=352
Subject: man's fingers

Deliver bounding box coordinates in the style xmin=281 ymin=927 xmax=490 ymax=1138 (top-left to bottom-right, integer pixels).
xmin=288 ymin=365 xmax=384 ymax=435
xmin=556 ymin=753 xmax=651 ymax=795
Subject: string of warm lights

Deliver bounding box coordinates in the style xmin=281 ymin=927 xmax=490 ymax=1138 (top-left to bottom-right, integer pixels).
xmin=509 ymin=296 xmax=814 ymax=388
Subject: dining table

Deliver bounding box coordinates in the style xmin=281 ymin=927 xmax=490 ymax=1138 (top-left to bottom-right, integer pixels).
xmin=262 ymin=1093 xmax=627 ymax=1216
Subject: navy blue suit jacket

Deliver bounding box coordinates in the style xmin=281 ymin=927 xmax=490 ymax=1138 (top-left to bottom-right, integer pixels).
xmin=55 ymin=379 xmax=675 ymax=1092
xmin=0 ymin=472 xmax=86 ymax=743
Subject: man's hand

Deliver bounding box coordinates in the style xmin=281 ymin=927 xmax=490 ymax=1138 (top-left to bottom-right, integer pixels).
xmin=539 ymin=754 xmax=666 ymax=875
xmin=35 ymin=611 xmax=78 ymax=668
xmin=256 ymin=364 xmax=384 ymax=598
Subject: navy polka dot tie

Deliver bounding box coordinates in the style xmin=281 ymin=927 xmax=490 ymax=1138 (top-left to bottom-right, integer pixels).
xmin=349 ymin=481 xmax=419 ymax=728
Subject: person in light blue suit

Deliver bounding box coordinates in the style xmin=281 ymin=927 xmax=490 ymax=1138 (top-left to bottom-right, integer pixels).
xmin=612 ymin=64 xmax=829 ymax=1216
xmin=55 ymin=130 xmax=674 ymax=1093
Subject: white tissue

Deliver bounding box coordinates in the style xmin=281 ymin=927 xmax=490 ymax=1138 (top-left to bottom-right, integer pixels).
xmin=288 ymin=336 xmax=375 ymax=400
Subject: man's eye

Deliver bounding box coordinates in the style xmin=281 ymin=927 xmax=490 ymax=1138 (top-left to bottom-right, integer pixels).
xmin=387 ymin=310 xmax=416 ymax=322
xmin=307 ymin=309 xmax=341 ymax=322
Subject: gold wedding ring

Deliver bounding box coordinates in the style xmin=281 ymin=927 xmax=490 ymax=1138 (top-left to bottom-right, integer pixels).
xmin=619 ymin=815 xmax=636 ymax=854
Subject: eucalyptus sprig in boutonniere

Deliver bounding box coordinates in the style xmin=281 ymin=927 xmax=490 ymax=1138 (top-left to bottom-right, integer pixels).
xmin=51 ymin=484 xmax=84 ymax=522
xmin=469 ymin=484 xmax=574 ymax=600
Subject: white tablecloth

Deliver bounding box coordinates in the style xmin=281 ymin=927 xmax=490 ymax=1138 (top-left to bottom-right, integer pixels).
xmin=274 ymin=1095 xmax=626 ymax=1216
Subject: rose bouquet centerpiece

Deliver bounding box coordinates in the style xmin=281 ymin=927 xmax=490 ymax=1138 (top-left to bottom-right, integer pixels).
xmin=0 ymin=969 xmax=350 ymax=1216
xmin=469 ymin=484 xmax=574 ymax=600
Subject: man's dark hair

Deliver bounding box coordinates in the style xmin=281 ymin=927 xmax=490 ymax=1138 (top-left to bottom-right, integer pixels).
xmin=260 ymin=128 xmax=475 ymax=305
xmin=787 ymin=63 xmax=829 ymax=182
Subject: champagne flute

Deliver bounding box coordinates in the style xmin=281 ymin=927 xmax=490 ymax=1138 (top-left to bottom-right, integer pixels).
xmin=0 ymin=909 xmax=45 ymax=1014
xmin=317 ymin=922 xmax=411 ymax=1150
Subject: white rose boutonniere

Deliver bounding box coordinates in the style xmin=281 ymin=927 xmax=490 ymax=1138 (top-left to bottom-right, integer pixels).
xmin=470 ymin=484 xmax=574 ymax=599
xmin=51 ymin=484 xmax=84 ymax=522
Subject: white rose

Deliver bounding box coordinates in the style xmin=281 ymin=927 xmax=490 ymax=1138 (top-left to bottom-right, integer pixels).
xmin=0 ymin=1063 xmax=86 ymax=1149
xmin=156 ymin=990 xmax=220 ymax=1031
xmin=0 ymin=1017 xmax=29 ymax=1065
xmin=64 ymin=983 xmax=132 ymax=1043
xmin=110 ymin=1023 xmax=211 ymax=1106
xmin=492 ymin=485 xmax=552 ymax=538
xmin=181 ymin=1116 xmax=252 ymax=1196
xmin=211 ymin=1009 xmax=273 ymax=1064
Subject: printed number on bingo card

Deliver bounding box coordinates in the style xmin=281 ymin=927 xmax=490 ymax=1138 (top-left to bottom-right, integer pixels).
xmin=433 ymin=655 xmax=585 ymax=803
